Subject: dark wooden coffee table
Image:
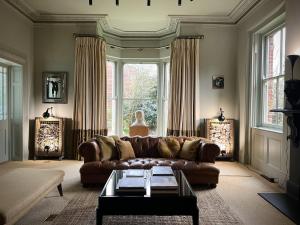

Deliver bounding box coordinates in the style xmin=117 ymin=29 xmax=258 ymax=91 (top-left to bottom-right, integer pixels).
xmin=96 ymin=170 xmax=199 ymax=225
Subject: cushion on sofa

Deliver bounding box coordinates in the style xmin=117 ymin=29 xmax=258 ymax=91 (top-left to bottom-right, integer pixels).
xmin=179 ymin=139 xmax=201 ymax=161
xmin=96 ymin=136 xmax=118 ymax=161
xmin=158 ymin=137 xmax=181 ymax=158
xmin=116 ymin=140 xmax=136 ymax=160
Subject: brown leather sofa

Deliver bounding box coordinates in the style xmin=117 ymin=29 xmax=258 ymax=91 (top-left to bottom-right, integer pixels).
xmin=78 ymin=136 xmax=220 ymax=187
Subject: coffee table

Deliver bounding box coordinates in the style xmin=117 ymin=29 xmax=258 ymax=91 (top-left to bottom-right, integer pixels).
xmin=96 ymin=169 xmax=199 ymax=225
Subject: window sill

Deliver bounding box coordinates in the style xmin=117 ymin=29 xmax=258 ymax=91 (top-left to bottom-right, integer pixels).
xmin=252 ymin=126 xmax=283 ymax=134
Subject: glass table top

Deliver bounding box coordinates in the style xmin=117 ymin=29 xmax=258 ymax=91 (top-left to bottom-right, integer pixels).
xmin=100 ymin=169 xmax=196 ymax=198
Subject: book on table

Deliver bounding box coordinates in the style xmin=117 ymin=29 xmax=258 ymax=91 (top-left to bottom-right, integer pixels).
xmin=116 ymin=177 xmax=146 ymax=194
xmin=151 ymin=166 xmax=174 ymax=176
xmin=150 ymin=176 xmax=178 ymax=195
xmin=125 ymin=169 xmax=145 ymax=177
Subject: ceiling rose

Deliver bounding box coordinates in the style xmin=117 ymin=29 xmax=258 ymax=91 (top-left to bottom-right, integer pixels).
xmin=88 ymin=0 xmax=194 ymax=6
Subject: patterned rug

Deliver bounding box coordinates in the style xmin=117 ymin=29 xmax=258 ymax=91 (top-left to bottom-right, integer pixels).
xmin=50 ymin=188 xmax=244 ymax=225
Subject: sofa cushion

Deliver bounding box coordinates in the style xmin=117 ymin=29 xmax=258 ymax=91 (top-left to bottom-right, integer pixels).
xmin=96 ymin=136 xmax=118 ymax=161
xmin=116 ymin=140 xmax=136 ymax=160
xmin=179 ymin=139 xmax=201 ymax=161
xmin=121 ymin=136 xmax=160 ymax=158
xmin=158 ymin=137 xmax=181 ymax=158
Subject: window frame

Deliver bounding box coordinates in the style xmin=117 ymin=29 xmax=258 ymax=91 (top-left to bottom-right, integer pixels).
xmin=256 ymin=23 xmax=285 ymax=131
xmin=260 ymin=23 xmax=285 ymax=130
xmin=106 ymin=60 xmax=117 ymax=135
xmin=106 ymin=58 xmax=170 ymax=136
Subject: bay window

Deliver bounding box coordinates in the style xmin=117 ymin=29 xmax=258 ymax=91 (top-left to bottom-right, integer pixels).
xmin=106 ymin=60 xmax=169 ymax=136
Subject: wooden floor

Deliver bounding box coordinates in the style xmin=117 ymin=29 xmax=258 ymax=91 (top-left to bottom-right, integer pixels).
xmin=0 ymin=160 xmax=295 ymax=225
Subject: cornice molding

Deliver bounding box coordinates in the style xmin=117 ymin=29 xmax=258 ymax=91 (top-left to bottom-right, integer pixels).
xmin=98 ymin=16 xmax=179 ymax=37
xmin=4 ymin=0 xmax=38 ymax=21
xmin=5 ymin=0 xmax=262 ymax=38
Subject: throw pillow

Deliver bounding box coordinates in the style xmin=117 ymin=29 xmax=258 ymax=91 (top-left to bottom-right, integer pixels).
xmin=179 ymin=139 xmax=201 ymax=161
xmin=116 ymin=140 xmax=136 ymax=160
xmin=158 ymin=137 xmax=181 ymax=158
xmin=96 ymin=136 xmax=118 ymax=161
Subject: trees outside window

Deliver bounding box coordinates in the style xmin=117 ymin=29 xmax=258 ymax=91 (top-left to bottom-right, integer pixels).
xmin=123 ymin=64 xmax=158 ymax=135
xmin=106 ymin=61 xmax=169 ymax=136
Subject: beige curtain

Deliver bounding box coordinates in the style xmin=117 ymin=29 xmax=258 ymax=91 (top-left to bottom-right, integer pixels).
xmin=167 ymin=38 xmax=200 ymax=137
xmin=72 ymin=37 xmax=107 ymax=159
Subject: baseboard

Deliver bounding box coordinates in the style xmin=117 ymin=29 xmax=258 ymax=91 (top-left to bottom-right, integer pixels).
xmin=287 ymin=180 xmax=300 ymax=200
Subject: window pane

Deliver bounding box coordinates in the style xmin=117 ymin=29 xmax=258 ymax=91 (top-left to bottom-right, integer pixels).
xmin=281 ymin=27 xmax=286 ymax=74
xmin=122 ymin=64 xmax=158 ymax=135
xmin=0 ymin=69 xmax=3 ymax=120
xmin=3 ymin=70 xmax=7 ymax=120
xmin=266 ymin=29 xmax=281 ymax=78
xmin=263 ymin=79 xmax=277 ymax=125
xmin=107 ymin=99 xmax=116 ymax=135
xmin=107 ymin=61 xmax=115 ymax=99
xmin=0 ymin=66 xmax=8 ymax=121
xmin=123 ymin=64 xmax=158 ymax=99
xmin=278 ymin=77 xmax=285 ymax=124
xmin=123 ymin=99 xmax=157 ymax=136
xmin=106 ymin=61 xmax=115 ymax=134
xmin=163 ymin=63 xmax=170 ymax=135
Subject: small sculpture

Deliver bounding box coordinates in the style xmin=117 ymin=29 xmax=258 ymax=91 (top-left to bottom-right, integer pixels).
xmin=218 ymin=108 xmax=225 ymax=122
xmin=42 ymin=107 xmax=53 ymax=118
xmin=131 ymin=110 xmax=147 ymax=126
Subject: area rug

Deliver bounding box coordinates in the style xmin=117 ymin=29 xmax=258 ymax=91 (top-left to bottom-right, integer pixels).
xmin=49 ymin=189 xmax=244 ymax=225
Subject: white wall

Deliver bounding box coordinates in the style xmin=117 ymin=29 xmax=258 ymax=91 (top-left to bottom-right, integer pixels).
xmin=180 ymin=24 xmax=238 ymax=121
xmin=34 ymin=23 xmax=97 ymax=158
xmin=236 ymin=0 xmax=285 ymax=163
xmin=0 ymin=1 xmax=34 ymax=160
xmin=34 ymin=23 xmax=97 ymax=118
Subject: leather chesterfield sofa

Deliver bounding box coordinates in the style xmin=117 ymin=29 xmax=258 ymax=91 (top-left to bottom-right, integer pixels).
xmin=78 ymin=136 xmax=220 ymax=187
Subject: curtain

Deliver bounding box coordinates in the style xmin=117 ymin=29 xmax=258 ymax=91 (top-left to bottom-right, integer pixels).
xmin=167 ymin=38 xmax=200 ymax=137
xmin=72 ymin=37 xmax=107 ymax=159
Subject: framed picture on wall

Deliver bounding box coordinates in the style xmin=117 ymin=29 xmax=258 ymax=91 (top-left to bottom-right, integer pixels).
xmin=212 ymin=75 xmax=224 ymax=89
xmin=42 ymin=72 xmax=68 ymax=103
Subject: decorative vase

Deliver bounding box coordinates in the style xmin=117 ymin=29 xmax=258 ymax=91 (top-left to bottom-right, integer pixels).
xmin=218 ymin=108 xmax=225 ymax=122
xmin=42 ymin=109 xmax=50 ymax=118
xmin=284 ymin=80 xmax=300 ymax=109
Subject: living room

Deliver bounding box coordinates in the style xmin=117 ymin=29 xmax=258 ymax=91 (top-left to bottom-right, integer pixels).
xmin=0 ymin=0 xmax=299 ymax=224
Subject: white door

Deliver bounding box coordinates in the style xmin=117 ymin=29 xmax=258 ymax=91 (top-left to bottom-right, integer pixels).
xmin=0 ymin=65 xmax=8 ymax=162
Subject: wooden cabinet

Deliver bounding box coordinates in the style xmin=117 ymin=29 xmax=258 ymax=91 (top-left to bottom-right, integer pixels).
xmin=34 ymin=117 xmax=65 ymax=160
xmin=205 ymin=119 xmax=234 ymax=159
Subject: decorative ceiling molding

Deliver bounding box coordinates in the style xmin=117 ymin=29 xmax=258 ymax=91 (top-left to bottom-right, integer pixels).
xmin=98 ymin=16 xmax=179 ymax=37
xmin=169 ymin=0 xmax=261 ymax=24
xmin=5 ymin=0 xmax=262 ymax=39
xmin=4 ymin=0 xmax=38 ymax=21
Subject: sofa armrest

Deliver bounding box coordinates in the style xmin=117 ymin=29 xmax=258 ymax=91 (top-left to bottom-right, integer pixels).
xmin=199 ymin=142 xmax=220 ymax=163
xmin=78 ymin=139 xmax=101 ymax=163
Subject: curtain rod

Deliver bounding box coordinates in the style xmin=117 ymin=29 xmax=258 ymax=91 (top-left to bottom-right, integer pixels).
xmin=73 ymin=33 xmax=105 ymax=41
xmin=176 ymin=35 xmax=205 ymax=39
xmin=72 ymin=33 xmax=204 ymax=49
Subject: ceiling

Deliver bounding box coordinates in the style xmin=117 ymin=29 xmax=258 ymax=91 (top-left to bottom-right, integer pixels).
xmin=7 ymin=0 xmax=261 ymax=37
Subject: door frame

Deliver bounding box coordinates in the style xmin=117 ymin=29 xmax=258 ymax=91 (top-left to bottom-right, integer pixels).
xmin=0 ymin=62 xmax=9 ymax=162
xmin=0 ymin=47 xmax=25 ymax=161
